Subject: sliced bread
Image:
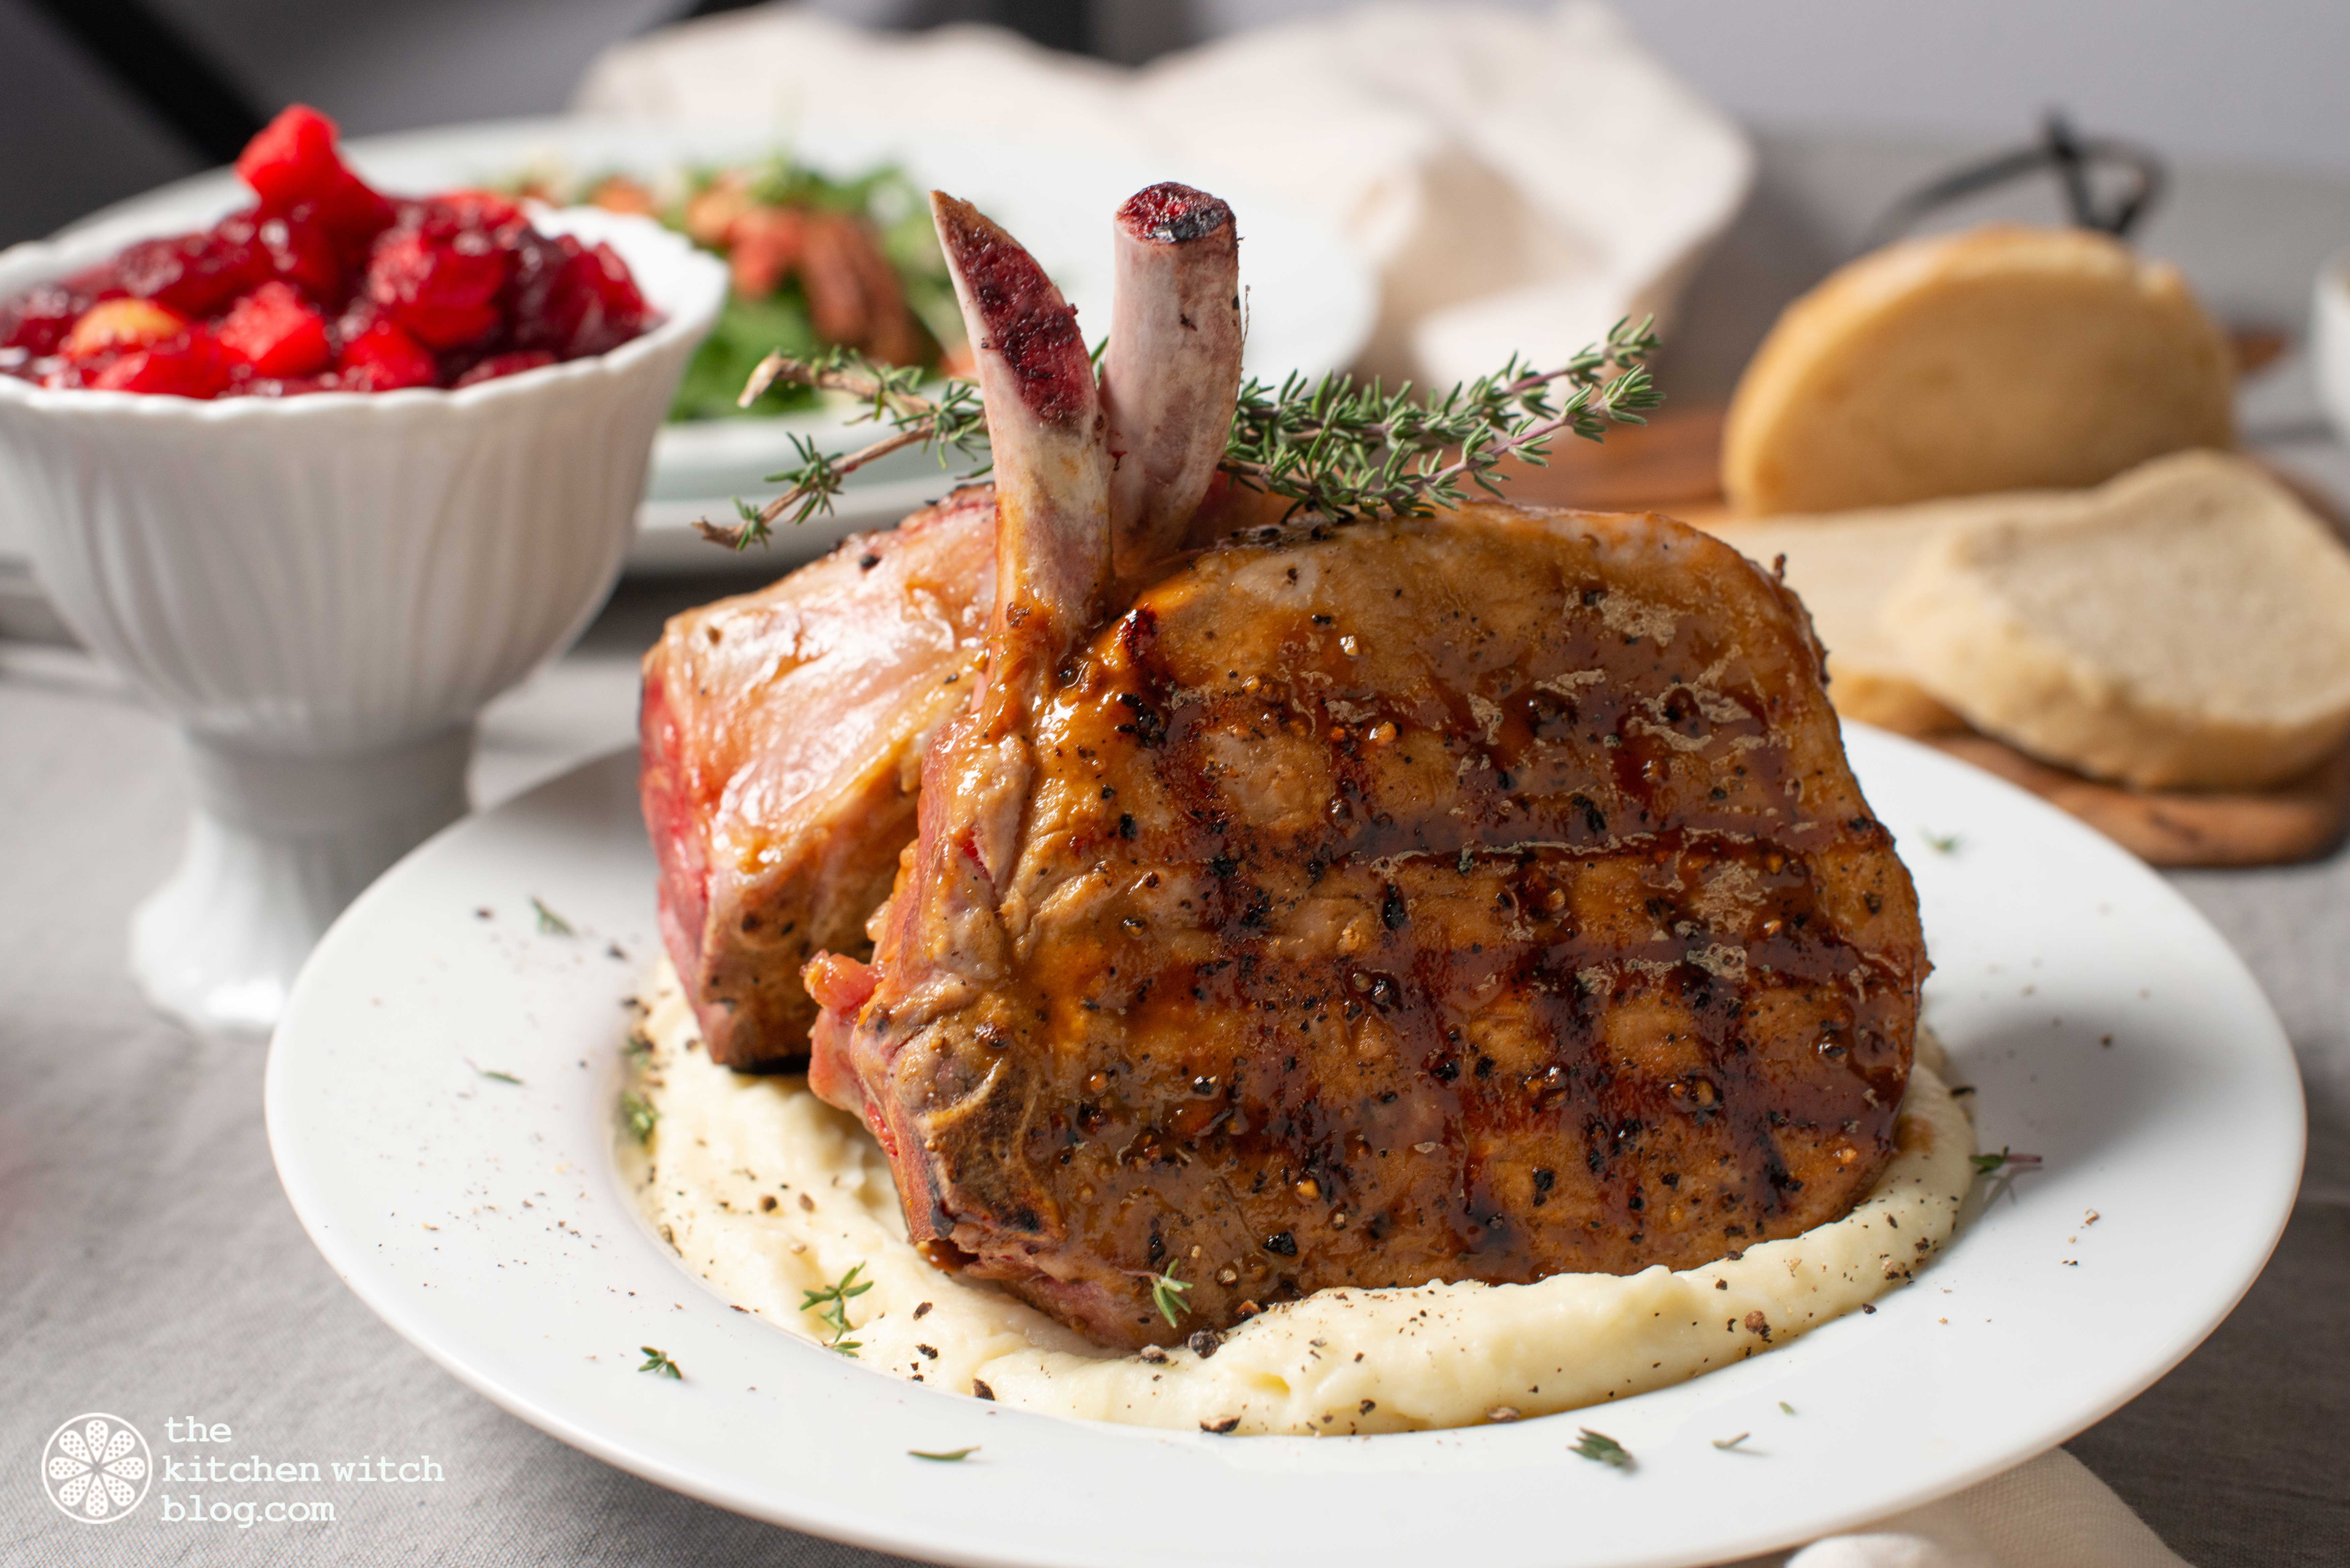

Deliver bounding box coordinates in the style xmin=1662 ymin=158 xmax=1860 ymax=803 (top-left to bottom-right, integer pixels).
xmin=1885 ymin=451 xmax=2350 ymax=790
xmin=1701 ymin=508 xmax=1973 ymax=735
xmin=1722 ymin=225 xmax=2234 ymax=514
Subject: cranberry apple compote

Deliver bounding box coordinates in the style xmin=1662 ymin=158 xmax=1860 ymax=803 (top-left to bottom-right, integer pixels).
xmin=0 ymin=106 xmax=655 ymax=400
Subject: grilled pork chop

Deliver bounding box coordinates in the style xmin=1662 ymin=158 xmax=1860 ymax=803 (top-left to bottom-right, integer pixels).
xmin=642 ymin=183 xmax=1242 ymax=1066
xmin=805 ymin=193 xmax=1928 ymax=1350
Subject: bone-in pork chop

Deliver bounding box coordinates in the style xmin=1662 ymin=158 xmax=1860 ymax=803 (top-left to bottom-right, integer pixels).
xmin=805 ymin=193 xmax=1928 ymax=1351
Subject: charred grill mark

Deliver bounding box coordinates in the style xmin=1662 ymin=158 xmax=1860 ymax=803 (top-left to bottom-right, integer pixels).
xmin=1114 ymin=691 xmax=1167 ymax=747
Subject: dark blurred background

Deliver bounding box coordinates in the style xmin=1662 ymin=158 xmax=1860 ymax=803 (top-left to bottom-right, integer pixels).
xmin=8 ymin=0 xmax=2350 ymax=245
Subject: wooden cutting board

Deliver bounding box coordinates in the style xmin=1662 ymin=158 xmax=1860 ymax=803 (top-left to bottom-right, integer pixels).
xmin=1501 ymin=408 xmax=2350 ymax=868
xmin=1923 ymin=733 xmax=2350 ymax=867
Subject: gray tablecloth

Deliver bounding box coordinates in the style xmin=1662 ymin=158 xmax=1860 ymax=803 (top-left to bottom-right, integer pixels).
xmin=5 ymin=129 xmax=2348 ymax=1567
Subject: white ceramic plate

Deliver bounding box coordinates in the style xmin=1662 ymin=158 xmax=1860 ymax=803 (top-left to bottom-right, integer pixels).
xmin=266 ymin=728 xmax=2304 ymax=1568
xmin=45 ymin=116 xmax=1376 ymax=578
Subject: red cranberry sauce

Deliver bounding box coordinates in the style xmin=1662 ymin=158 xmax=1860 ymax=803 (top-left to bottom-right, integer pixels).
xmin=0 ymin=105 xmax=657 ymax=399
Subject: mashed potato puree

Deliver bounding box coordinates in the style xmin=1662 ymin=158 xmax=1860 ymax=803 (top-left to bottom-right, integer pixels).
xmin=625 ymin=960 xmax=1974 ymax=1436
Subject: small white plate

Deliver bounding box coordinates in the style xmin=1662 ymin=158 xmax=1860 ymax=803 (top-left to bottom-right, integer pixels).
xmin=266 ymin=728 xmax=2303 ymax=1568
xmin=49 ymin=116 xmax=1376 ymax=578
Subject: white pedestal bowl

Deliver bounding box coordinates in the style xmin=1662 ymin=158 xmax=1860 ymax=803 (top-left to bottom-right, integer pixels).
xmin=0 ymin=208 xmax=726 ymax=1034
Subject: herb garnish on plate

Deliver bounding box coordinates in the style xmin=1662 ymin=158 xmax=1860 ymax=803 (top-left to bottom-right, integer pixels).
xmin=802 ymin=1262 xmax=874 ymax=1355
xmin=1572 ymin=1428 xmax=1633 ymax=1469
xmin=1140 ymin=1263 xmax=1192 ymax=1329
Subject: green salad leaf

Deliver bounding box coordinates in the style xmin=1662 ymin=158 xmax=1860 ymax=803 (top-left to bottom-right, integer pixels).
xmin=502 ymin=151 xmax=953 ymax=425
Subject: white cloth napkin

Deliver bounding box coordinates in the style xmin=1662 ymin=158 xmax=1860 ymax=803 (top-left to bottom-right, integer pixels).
xmin=572 ymin=0 xmax=1752 ymax=389
xmin=1726 ymin=1450 xmax=2191 ymax=1568
xmin=572 ymin=9 xmax=2195 ymax=1564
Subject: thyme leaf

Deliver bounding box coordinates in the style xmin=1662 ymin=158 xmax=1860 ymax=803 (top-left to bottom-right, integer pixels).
xmin=696 ymin=348 xmax=990 ymax=549
xmin=621 ymin=1091 xmax=659 ymax=1145
xmin=1971 ymin=1147 xmax=2045 ymax=1207
xmin=468 ymin=1059 xmax=523 ymax=1085
xmin=1920 ymin=829 xmax=1962 ymax=855
xmin=701 ymin=320 xmax=1662 ymax=551
xmin=1140 ymin=1264 xmax=1192 ymax=1328
xmin=1572 ymin=1428 xmax=1633 ymax=1469
xmin=1222 ymin=318 xmax=1662 ymax=522
xmin=638 ymin=1346 xmax=682 ymax=1378
xmin=802 ymin=1261 xmax=874 ymax=1355
xmin=909 ymin=1446 xmax=980 ymax=1462
xmin=531 ymin=896 xmax=575 ymax=935
xmin=1778 ymin=1401 xmax=1796 ymax=1415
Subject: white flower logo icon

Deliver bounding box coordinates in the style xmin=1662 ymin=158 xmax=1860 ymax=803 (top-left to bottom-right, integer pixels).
xmin=41 ymin=1413 xmax=150 ymax=1523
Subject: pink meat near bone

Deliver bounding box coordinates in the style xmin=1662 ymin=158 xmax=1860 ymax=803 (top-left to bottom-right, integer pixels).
xmin=638 ymin=490 xmax=992 ymax=1067
xmin=639 ymin=186 xmax=1243 ymax=1067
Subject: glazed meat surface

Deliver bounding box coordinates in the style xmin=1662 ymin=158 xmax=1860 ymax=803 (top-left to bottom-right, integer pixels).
xmin=803 ymin=191 xmax=1925 ymax=1351
xmin=814 ymin=506 xmax=1926 ymax=1348
xmin=640 ymin=489 xmax=991 ymax=1066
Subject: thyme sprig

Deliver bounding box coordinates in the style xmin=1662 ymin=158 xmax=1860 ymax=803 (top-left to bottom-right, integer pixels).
xmin=695 ymin=348 xmax=990 ymax=550
xmin=1140 ymin=1265 xmax=1192 ymax=1328
xmin=1971 ymin=1147 xmax=2045 ymax=1207
xmin=1222 ymin=318 xmax=1661 ymax=520
xmin=1572 ymin=1428 xmax=1634 ymax=1469
xmin=802 ymin=1261 xmax=874 ymax=1355
xmin=621 ymin=1091 xmax=659 ymax=1145
xmin=696 ymin=320 xmax=1662 ymax=550
xmin=638 ymin=1345 xmax=682 ymax=1378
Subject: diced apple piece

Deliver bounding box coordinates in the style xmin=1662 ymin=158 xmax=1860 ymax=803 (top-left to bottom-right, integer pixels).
xmin=62 ymin=297 xmax=189 ymax=360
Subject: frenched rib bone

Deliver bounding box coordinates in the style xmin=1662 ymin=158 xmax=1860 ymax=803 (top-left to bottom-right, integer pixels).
xmin=930 ymin=191 xmax=1109 ymax=680
xmin=1101 ymin=182 xmax=1242 ymax=589
xmin=805 ymin=194 xmax=1110 ymax=1041
xmin=806 ymin=194 xmax=1119 ymax=1157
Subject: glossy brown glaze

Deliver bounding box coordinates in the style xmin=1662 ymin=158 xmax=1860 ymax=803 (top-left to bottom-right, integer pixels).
xmin=811 ymin=503 xmax=1926 ymax=1349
